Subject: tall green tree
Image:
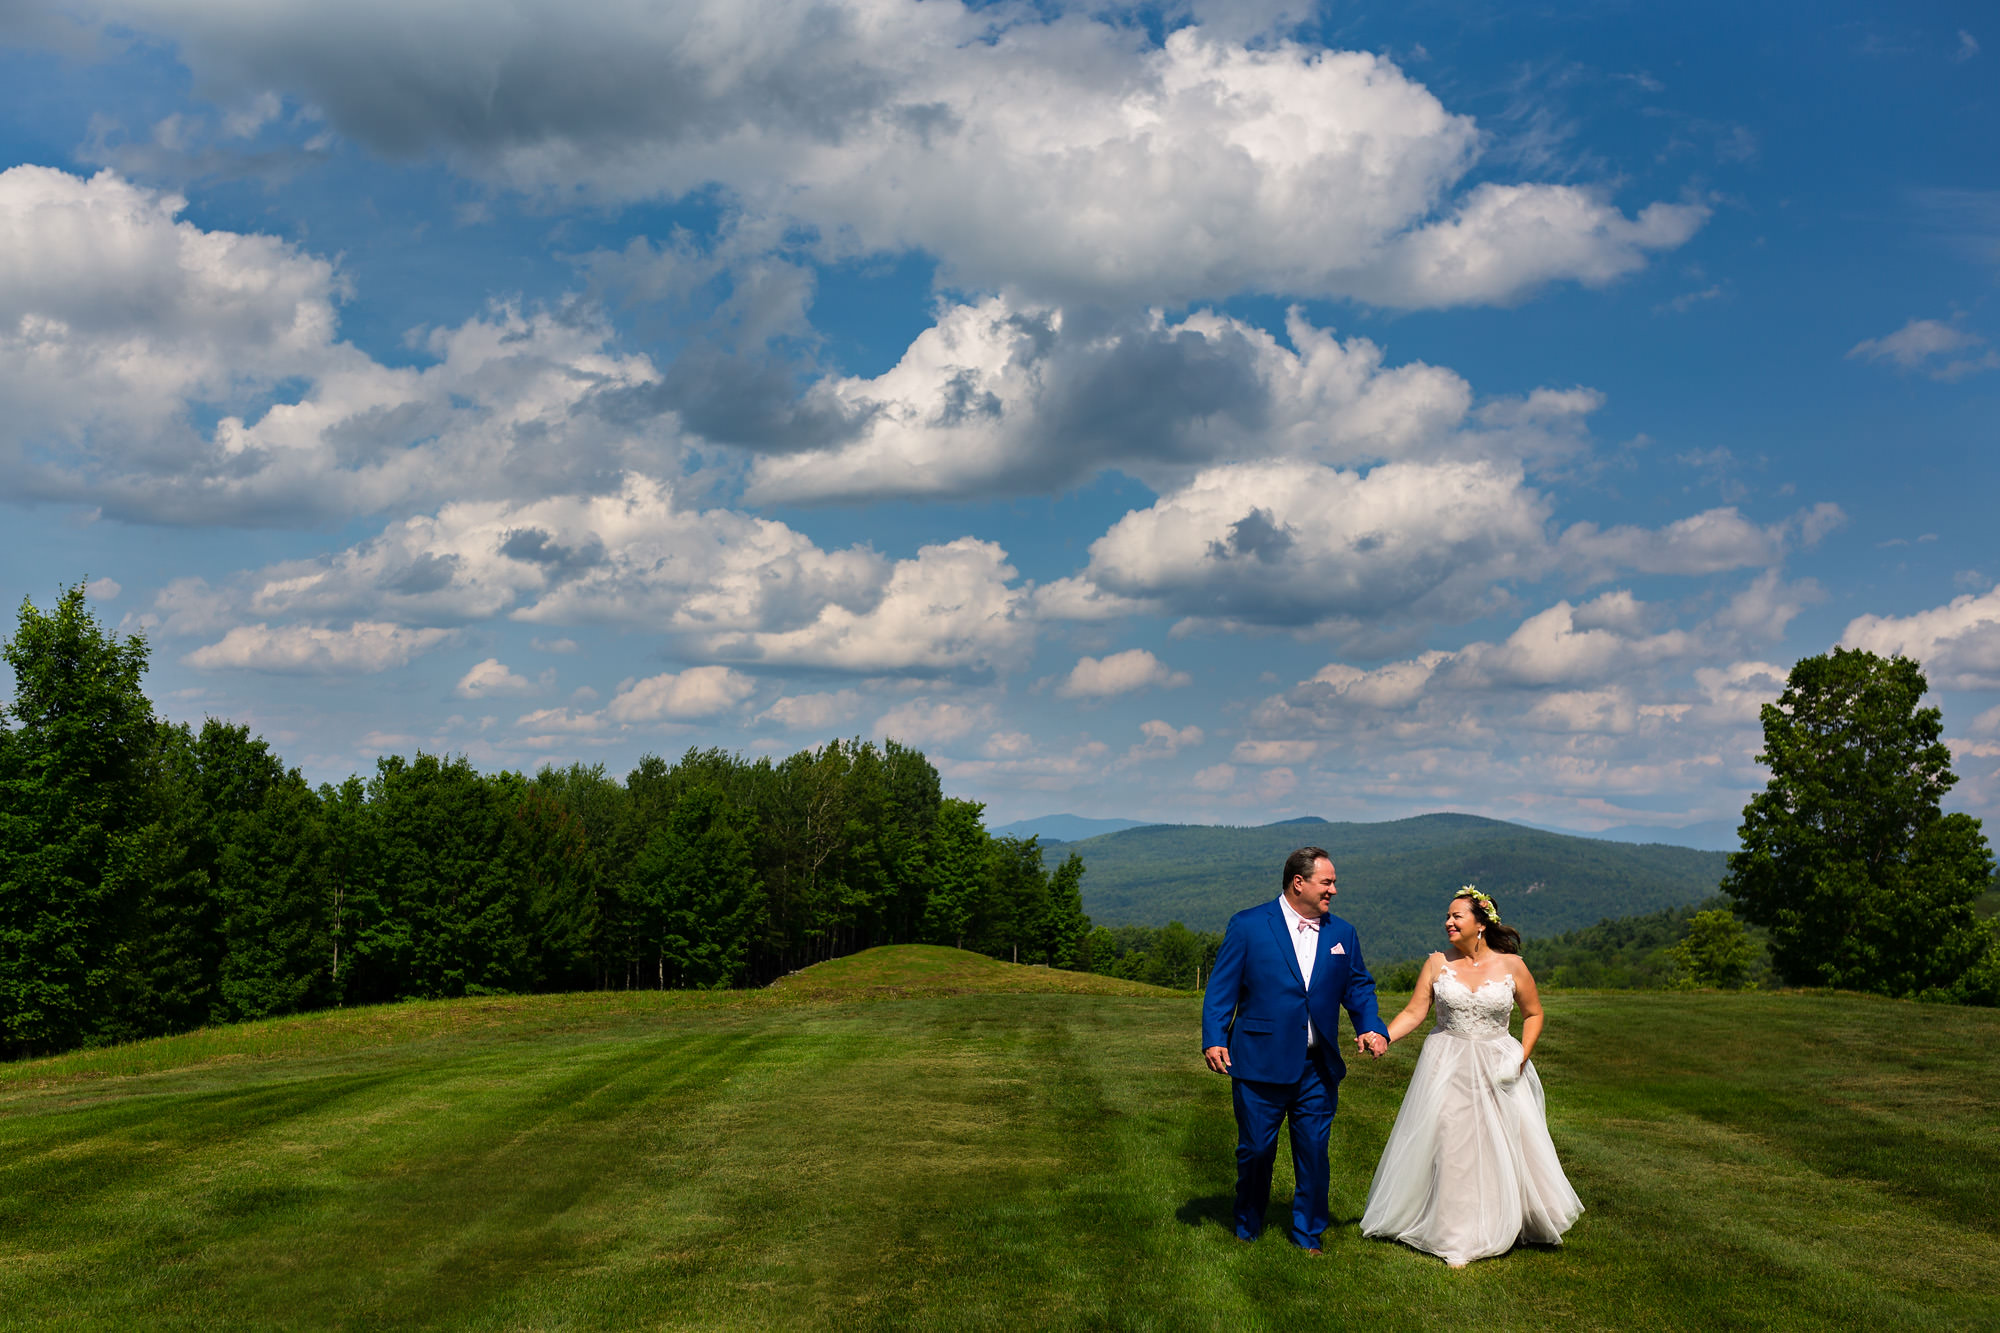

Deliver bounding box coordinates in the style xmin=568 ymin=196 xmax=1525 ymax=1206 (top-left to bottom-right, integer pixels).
xmin=922 ymin=798 xmax=988 ymax=950
xmin=0 ymin=586 xmax=156 ymax=1055
xmin=318 ymin=774 xmax=376 ymax=1004
xmin=360 ymin=754 xmax=535 ymax=999
xmin=629 ymin=782 xmax=762 ymax=988
xmin=509 ymin=788 xmax=594 ymax=991
xmin=215 ymin=769 xmax=337 ymax=1021
xmin=1723 ymin=648 xmax=1993 ymax=996
xmin=532 ymin=756 xmax=632 ymax=984
xmin=1036 ymin=851 xmax=1091 ymax=968
xmin=972 ymin=834 xmax=1048 ymax=962
xmin=115 ymin=721 xmax=294 ymax=1037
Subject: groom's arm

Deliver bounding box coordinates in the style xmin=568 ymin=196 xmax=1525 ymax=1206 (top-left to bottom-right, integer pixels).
xmin=1201 ymin=917 xmax=1248 ymax=1069
xmin=1340 ymin=929 xmax=1390 ymax=1054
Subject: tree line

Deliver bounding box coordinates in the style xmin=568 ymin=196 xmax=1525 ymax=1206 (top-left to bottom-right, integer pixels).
xmin=0 ymin=587 xmax=1092 ymax=1059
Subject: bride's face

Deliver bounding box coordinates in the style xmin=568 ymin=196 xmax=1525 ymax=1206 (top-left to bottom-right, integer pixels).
xmin=1444 ymin=898 xmax=1481 ymax=948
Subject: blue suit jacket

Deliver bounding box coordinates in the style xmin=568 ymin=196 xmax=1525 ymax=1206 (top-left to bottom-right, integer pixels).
xmin=1201 ymin=899 xmax=1387 ymax=1085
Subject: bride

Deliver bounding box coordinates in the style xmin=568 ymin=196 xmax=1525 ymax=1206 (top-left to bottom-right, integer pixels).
xmin=1360 ymin=888 xmax=1583 ymax=1267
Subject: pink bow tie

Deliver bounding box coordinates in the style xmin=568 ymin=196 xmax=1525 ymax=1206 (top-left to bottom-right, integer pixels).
xmin=1296 ymin=917 xmax=1319 ymax=933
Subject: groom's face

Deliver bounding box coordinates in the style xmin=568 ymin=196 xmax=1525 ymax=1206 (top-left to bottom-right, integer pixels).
xmin=1286 ymin=858 xmax=1337 ymax=918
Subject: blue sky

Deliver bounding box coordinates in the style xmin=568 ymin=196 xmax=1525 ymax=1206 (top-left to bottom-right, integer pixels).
xmin=2 ymin=1 xmax=1996 ymax=837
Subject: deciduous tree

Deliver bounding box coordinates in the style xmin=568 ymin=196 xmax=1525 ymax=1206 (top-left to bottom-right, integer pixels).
xmin=0 ymin=586 xmax=155 ymax=1054
xmin=1668 ymin=908 xmax=1757 ymax=990
xmin=630 ymin=782 xmax=761 ymax=988
xmin=922 ymin=798 xmax=988 ymax=950
xmin=1723 ymin=648 xmax=1993 ymax=996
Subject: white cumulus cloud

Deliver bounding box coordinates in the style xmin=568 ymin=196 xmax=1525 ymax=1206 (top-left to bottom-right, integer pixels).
xmin=1060 ymin=458 xmax=1553 ymax=634
xmin=1058 ymin=649 xmax=1192 ymax=699
xmin=709 ymin=538 xmax=1032 ymax=675
xmin=1557 ymin=504 xmax=1843 ymax=580
xmin=1192 ymin=762 xmax=1239 ymax=792
xmin=606 ymin=666 xmax=757 ymax=722
xmin=875 ymin=696 xmax=996 ymax=746
xmin=1232 ymin=739 xmax=1319 ymax=764
xmin=186 ymin=621 xmax=452 ymax=674
xmin=1128 ymin=719 xmax=1205 ymax=761
xmin=743 ymin=300 xmax=1500 ymax=504
xmin=51 ymin=5 xmax=1701 ymax=308
xmin=1841 ymin=584 xmax=2000 ymax=690
xmin=0 ymin=166 xmax=669 ymax=525
xmin=513 ymin=706 xmax=605 ymax=735
xmin=758 ymin=690 xmax=863 ymax=732
xmin=455 ymin=658 xmax=536 ymax=698
xmin=171 ymin=475 xmax=1037 ymax=676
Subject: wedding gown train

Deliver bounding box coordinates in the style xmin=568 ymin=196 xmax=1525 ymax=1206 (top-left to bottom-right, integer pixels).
xmin=1360 ymin=969 xmax=1583 ymax=1266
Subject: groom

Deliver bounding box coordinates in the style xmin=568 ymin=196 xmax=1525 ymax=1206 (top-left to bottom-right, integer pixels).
xmin=1201 ymin=846 xmax=1388 ymax=1254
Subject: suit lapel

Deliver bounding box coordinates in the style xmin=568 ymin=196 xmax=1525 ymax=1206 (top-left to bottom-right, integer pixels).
xmin=1267 ymin=901 xmax=1305 ymax=988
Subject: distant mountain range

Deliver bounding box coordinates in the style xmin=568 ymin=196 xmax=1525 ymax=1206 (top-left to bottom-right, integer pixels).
xmin=989 ymin=814 xmax=1153 ymax=841
xmin=997 ymin=811 xmax=1743 ymax=854
xmin=1032 ymin=813 xmax=1730 ymax=963
xmin=1516 ymin=818 xmax=1742 ymax=853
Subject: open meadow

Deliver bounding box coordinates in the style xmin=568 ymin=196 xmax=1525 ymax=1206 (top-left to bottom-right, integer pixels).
xmin=2 ymin=946 xmax=1996 ymax=1332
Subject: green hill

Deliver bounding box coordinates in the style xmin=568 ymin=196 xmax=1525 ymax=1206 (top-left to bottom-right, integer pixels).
xmin=1052 ymin=813 xmax=1729 ymax=959
xmin=770 ymin=944 xmax=1170 ymax=999
xmin=2 ymin=950 xmax=1995 ymax=1330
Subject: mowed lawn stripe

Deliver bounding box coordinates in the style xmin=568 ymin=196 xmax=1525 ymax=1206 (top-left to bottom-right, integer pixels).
xmin=3 ymin=1028 xmax=787 ymax=1328
xmin=0 ymin=949 xmax=1995 ymax=1331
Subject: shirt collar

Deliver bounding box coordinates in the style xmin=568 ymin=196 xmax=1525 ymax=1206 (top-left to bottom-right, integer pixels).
xmin=1278 ymin=895 xmax=1323 ymax=930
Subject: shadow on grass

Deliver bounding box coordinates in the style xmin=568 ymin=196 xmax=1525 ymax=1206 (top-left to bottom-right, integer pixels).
xmin=1174 ymin=1192 xmax=1362 ymax=1237
xmin=1175 ymin=1193 xmax=1234 ymax=1229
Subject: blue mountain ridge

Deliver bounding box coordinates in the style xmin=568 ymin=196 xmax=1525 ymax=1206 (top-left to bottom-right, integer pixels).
xmin=1022 ymin=812 xmax=1731 ymax=960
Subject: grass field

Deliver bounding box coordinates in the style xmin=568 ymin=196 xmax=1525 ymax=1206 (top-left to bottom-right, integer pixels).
xmin=2 ymin=945 xmax=1996 ymax=1331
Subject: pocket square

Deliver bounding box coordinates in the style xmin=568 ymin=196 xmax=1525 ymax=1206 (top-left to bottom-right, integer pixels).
xmin=1330 ymin=942 xmax=1346 ymax=955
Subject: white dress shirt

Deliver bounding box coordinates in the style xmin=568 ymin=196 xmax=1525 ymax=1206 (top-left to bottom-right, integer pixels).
xmin=1278 ymin=895 xmax=1322 ymax=1046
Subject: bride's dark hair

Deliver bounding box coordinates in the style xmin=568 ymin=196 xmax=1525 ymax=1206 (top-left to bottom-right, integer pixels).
xmin=1455 ymin=892 xmax=1522 ymax=955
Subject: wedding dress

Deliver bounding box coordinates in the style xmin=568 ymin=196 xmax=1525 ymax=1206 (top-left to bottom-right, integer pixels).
xmin=1360 ymin=968 xmax=1583 ymax=1266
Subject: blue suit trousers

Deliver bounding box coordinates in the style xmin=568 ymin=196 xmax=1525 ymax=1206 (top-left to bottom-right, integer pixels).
xmin=1231 ymin=1049 xmax=1339 ymax=1248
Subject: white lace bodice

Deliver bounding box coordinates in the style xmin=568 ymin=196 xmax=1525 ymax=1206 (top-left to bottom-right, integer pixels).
xmin=1432 ymin=967 xmax=1515 ymax=1041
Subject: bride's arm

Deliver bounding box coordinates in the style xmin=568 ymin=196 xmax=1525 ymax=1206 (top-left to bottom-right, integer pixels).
xmin=1513 ymin=957 xmax=1545 ymax=1066
xmin=1383 ymin=954 xmax=1440 ymax=1044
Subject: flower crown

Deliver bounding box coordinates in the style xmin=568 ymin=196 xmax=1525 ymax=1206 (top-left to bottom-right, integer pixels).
xmin=1453 ymin=885 xmax=1501 ymax=925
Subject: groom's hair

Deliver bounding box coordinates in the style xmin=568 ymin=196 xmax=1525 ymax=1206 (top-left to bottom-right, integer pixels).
xmin=1281 ymin=846 xmax=1330 ymax=890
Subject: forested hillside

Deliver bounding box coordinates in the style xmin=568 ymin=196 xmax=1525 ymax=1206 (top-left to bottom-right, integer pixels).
xmin=0 ymin=588 xmax=1090 ymax=1058
xmin=1050 ymin=814 xmax=1728 ymax=961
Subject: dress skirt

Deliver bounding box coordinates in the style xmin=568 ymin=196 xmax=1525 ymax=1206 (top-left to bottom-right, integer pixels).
xmin=1360 ymin=1027 xmax=1583 ymax=1266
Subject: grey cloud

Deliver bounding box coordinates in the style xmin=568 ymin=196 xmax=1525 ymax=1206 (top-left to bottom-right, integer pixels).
xmin=116 ymin=1 xmax=899 ymax=165
xmin=600 ymin=349 xmax=881 ymax=455
xmin=932 ymin=369 xmax=1002 ymax=427
xmin=1207 ymin=509 xmax=1295 ymax=564
xmin=52 ymin=3 xmax=1698 ymax=310
xmin=497 ymin=528 xmax=606 ymax=583
xmin=745 ymin=300 xmax=1403 ymax=505
xmin=1026 ymin=316 xmax=1271 ymax=469
xmin=385 ymin=551 xmax=461 ymax=594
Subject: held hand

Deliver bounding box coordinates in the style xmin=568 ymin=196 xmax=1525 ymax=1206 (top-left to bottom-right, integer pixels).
xmin=1356 ymin=1031 xmax=1388 ymax=1059
xmin=1204 ymin=1045 xmax=1231 ymax=1075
